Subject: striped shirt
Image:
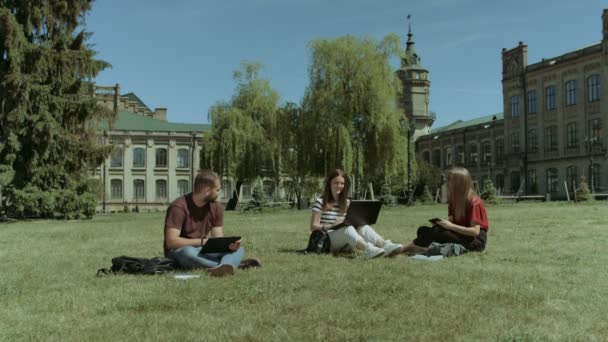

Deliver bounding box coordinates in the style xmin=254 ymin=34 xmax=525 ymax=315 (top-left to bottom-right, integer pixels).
xmin=311 ymin=197 xmax=350 ymax=224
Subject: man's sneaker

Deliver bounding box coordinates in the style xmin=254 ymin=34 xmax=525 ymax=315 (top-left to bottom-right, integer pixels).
xmin=383 ymin=240 xmax=403 ymax=257
xmin=363 ymin=243 xmax=385 ymax=259
xmin=238 ymin=258 xmax=262 ymax=270
xmin=207 ymin=264 xmax=235 ymax=277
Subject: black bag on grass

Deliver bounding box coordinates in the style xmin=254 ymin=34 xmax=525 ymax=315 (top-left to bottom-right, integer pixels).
xmin=97 ymin=256 xmax=176 ymax=276
xmin=302 ymin=229 xmax=330 ymax=254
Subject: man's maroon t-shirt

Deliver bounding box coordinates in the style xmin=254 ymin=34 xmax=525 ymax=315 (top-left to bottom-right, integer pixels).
xmin=448 ymin=195 xmax=489 ymax=231
xmin=163 ymin=193 xmax=224 ymax=256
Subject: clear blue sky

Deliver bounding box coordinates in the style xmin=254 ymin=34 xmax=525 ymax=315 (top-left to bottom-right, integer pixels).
xmin=86 ymin=0 xmax=607 ymax=128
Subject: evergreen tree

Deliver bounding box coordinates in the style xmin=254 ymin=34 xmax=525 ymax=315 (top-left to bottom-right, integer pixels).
xmin=420 ymin=185 xmax=434 ymax=204
xmin=0 ymin=1 xmax=113 ymax=218
xmin=576 ymin=176 xmax=592 ymax=202
xmin=301 ymin=34 xmax=408 ymax=188
xmin=481 ymin=177 xmax=498 ymax=204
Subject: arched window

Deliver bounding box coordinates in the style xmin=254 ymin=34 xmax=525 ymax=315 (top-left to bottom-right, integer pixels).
xmin=110 ymin=179 xmax=123 ymax=199
xmin=156 ymin=148 xmax=167 ymax=168
xmin=587 ymin=74 xmax=601 ymax=102
xmin=546 ymin=168 xmax=559 ymax=193
xmin=177 ymin=149 xmax=189 ymax=168
xmin=156 ymin=179 xmax=167 ymax=200
xmin=134 ymin=179 xmax=145 ymax=200
xmin=566 ymin=165 xmax=578 ymax=191
xmin=177 ymin=180 xmax=189 ymax=197
xmin=133 ymin=148 xmax=146 ymax=168
xmin=110 ymin=147 xmax=123 ymax=168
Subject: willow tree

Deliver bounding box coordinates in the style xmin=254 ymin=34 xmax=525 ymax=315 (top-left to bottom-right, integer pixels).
xmin=302 ymin=34 xmax=408 ymax=194
xmin=204 ymin=61 xmax=281 ymax=199
xmin=0 ymin=1 xmax=113 ymax=218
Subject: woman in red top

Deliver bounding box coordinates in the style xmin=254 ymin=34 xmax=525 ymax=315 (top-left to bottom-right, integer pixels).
xmin=403 ymin=167 xmax=488 ymax=254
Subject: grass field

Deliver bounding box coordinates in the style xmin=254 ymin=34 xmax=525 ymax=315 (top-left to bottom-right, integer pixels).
xmin=1 ymin=201 xmax=608 ymax=341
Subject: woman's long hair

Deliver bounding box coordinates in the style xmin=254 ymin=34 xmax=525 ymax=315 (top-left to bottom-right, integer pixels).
xmin=321 ymin=169 xmax=349 ymax=214
xmin=447 ymin=167 xmax=475 ymax=222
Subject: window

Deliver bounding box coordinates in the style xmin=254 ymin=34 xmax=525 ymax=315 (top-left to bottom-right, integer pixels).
xmin=527 ymin=169 xmax=537 ymax=194
xmin=133 ymin=148 xmax=146 ymax=168
xmin=422 ymin=151 xmax=430 ymax=163
xmin=456 ymin=145 xmax=464 ymax=166
xmin=432 ymin=149 xmax=441 ymax=168
xmin=177 ymin=180 xmax=190 ymax=197
xmin=482 ymin=142 xmax=492 ymax=165
xmin=469 ymin=144 xmax=478 ymax=165
xmin=587 ymin=74 xmax=600 ymax=102
xmin=590 ymin=164 xmax=600 ymax=190
xmin=546 ymin=168 xmax=559 ymax=193
xmin=156 ymin=179 xmax=167 ymax=200
xmin=566 ymin=166 xmax=578 ymax=191
xmin=528 ymin=129 xmax=538 ymax=152
xmin=589 ymin=118 xmax=601 ymax=142
xmin=565 ymin=80 xmax=577 ymax=106
xmin=177 ymin=149 xmax=189 ymax=168
xmin=510 ymin=95 xmax=520 ymax=117
xmin=495 ymin=174 xmax=505 ymax=191
xmin=156 ymin=148 xmax=167 ymax=168
xmin=544 ymin=126 xmax=558 ymax=151
xmin=511 ymin=132 xmax=520 ymax=153
xmin=566 ymin=123 xmax=577 ymax=148
xmin=263 ymin=180 xmax=274 ymax=197
xmin=495 ymin=139 xmax=504 ymax=161
xmin=510 ymin=171 xmax=521 ymax=194
xmin=527 ymin=90 xmax=537 ymax=114
xmin=110 ymin=147 xmax=123 ymax=168
xmin=444 ymin=147 xmax=452 ymax=167
xmin=110 ymin=179 xmax=122 ymax=199
xmin=545 ymin=85 xmax=556 ymax=110
xmin=134 ymin=179 xmax=145 ymax=200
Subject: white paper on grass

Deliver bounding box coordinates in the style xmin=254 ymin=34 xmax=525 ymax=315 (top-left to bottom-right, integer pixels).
xmin=408 ymin=254 xmax=444 ymax=261
xmin=166 ymin=273 xmax=201 ymax=280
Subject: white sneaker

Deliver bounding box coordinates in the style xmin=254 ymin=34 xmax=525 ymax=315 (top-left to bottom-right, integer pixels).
xmin=383 ymin=240 xmax=403 ymax=257
xmin=363 ymin=243 xmax=385 ymax=259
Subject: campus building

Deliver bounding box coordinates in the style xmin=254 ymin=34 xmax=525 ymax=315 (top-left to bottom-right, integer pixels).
xmin=94 ymin=85 xmax=209 ymax=212
xmin=415 ymin=9 xmax=608 ymax=199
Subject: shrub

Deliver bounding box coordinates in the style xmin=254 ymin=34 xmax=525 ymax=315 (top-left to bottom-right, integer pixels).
xmin=419 ymin=185 xmax=435 ymax=204
xmin=481 ymin=178 xmax=498 ymax=204
xmin=576 ymin=176 xmax=592 ymax=202
xmin=378 ymin=183 xmax=396 ymax=206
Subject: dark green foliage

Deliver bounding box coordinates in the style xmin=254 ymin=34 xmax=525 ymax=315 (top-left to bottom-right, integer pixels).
xmin=378 ymin=183 xmax=396 ymax=206
xmin=419 ymin=185 xmax=435 ymax=204
xmin=576 ymin=176 xmax=592 ymax=202
xmin=0 ymin=1 xmax=112 ymax=219
xmin=243 ymin=180 xmax=270 ymax=212
xmin=416 ymin=158 xmax=442 ymax=198
xmin=481 ymin=177 xmax=498 ymax=204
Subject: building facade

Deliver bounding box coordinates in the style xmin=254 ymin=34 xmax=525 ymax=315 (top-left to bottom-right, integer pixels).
xmin=95 ymin=85 xmax=209 ymax=212
xmin=416 ymin=9 xmax=608 ymax=199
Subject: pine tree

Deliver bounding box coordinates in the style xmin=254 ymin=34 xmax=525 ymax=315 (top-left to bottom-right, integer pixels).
xmin=481 ymin=177 xmax=498 ymax=204
xmin=0 ymin=1 xmax=113 ymax=218
xmin=576 ymin=176 xmax=592 ymax=202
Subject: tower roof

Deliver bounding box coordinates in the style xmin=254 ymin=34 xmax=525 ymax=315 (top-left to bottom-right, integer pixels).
xmin=400 ymin=14 xmax=423 ymax=70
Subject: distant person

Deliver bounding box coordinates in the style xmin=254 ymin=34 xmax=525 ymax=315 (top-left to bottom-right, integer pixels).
xmin=402 ymin=167 xmax=488 ymax=255
xmin=164 ymin=170 xmax=259 ymax=276
xmin=309 ymin=169 xmax=403 ymax=258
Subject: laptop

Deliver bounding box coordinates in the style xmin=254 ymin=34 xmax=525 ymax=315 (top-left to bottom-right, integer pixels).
xmin=200 ymin=236 xmax=241 ymax=254
xmin=333 ymin=200 xmax=382 ymax=229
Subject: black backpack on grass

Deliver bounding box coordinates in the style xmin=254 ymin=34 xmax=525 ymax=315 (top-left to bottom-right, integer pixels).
xmin=97 ymin=256 xmax=176 ymax=276
xmin=301 ymin=229 xmax=331 ymax=254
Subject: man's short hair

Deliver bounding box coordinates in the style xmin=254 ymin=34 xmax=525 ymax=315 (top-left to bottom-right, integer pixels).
xmin=194 ymin=170 xmax=220 ymax=192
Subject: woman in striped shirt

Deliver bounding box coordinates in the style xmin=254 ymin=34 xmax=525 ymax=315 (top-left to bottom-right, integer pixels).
xmin=310 ymin=169 xmax=402 ymax=258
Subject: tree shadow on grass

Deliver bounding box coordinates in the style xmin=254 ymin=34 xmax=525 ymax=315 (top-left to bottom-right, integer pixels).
xmin=277 ymin=248 xmax=356 ymax=259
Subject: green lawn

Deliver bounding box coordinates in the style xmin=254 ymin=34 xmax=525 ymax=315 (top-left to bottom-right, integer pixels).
xmin=1 ymin=202 xmax=607 ymax=341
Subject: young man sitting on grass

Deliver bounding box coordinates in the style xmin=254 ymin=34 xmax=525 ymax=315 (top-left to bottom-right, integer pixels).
xmin=163 ymin=170 xmax=260 ymax=276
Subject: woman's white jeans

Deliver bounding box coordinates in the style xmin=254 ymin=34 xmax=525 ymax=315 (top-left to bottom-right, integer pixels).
xmin=327 ymin=225 xmax=384 ymax=253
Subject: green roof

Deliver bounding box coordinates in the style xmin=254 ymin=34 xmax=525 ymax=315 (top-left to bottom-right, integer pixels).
xmin=99 ymin=111 xmax=211 ymax=133
xmin=122 ymin=92 xmax=152 ymax=112
xmin=429 ymin=112 xmax=503 ymax=135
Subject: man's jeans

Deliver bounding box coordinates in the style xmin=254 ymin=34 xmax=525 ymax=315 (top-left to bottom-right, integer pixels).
xmin=168 ymin=246 xmax=245 ymax=270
